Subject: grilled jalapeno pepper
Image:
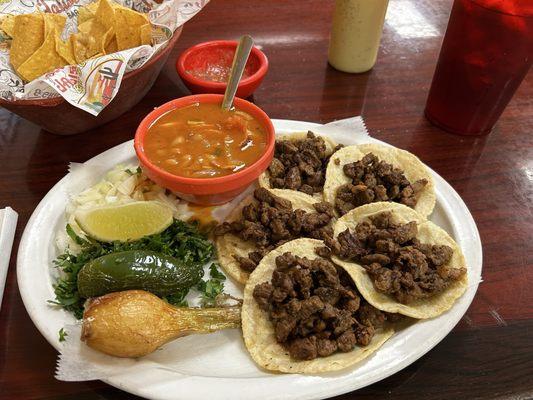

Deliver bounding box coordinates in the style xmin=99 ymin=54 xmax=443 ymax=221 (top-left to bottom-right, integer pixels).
xmin=77 ymin=250 xmax=204 ymax=298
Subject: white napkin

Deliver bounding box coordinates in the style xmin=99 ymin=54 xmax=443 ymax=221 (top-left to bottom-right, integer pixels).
xmin=55 ymin=116 xmax=371 ymax=381
xmin=316 ymin=116 xmax=369 ymax=142
xmin=0 ymin=207 xmax=18 ymax=309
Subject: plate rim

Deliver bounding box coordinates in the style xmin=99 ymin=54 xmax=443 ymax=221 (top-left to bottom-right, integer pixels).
xmin=16 ymin=119 xmax=482 ymax=400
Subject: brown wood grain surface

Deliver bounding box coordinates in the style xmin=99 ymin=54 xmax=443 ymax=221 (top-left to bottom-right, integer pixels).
xmin=1 ymin=0 xmax=532 ymax=399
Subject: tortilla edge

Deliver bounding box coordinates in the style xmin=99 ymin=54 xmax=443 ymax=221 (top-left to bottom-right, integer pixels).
xmin=215 ymin=189 xmax=319 ymax=285
xmin=242 ymin=237 xmax=396 ymax=373
xmin=323 ymin=143 xmax=436 ymax=218
xmin=332 ymin=202 xmax=468 ymax=319
xmin=258 ymin=131 xmax=337 ymax=200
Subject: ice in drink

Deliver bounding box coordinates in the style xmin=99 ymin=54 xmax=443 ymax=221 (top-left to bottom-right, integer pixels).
xmin=425 ymin=0 xmax=533 ymax=135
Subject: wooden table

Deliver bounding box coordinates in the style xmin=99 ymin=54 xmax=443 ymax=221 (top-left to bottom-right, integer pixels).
xmin=1 ymin=0 xmax=532 ymax=398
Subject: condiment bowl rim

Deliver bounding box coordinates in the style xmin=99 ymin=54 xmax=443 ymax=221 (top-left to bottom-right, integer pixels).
xmin=176 ymin=40 xmax=269 ymax=90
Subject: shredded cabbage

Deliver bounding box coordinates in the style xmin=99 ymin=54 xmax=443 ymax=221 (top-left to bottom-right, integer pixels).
xmin=57 ymin=164 xmax=193 ymax=253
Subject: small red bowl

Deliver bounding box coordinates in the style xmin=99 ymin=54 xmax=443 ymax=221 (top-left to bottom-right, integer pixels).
xmin=176 ymin=40 xmax=268 ymax=98
xmin=134 ymin=94 xmax=275 ymax=206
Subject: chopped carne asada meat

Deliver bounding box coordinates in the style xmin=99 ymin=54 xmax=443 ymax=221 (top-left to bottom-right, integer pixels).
xmin=213 ymin=188 xmax=335 ymax=272
xmin=335 ymin=153 xmax=428 ymax=215
xmin=329 ymin=211 xmax=466 ymax=303
xmin=268 ymin=131 xmax=343 ymax=195
xmin=253 ymin=251 xmax=398 ymax=360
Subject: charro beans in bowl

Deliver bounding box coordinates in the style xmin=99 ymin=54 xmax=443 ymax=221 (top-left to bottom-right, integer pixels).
xmin=134 ymin=94 xmax=275 ymax=205
xmin=143 ymin=102 xmax=268 ymax=179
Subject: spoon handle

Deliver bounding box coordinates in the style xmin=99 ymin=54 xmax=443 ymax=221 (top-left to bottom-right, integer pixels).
xmin=221 ymin=35 xmax=254 ymax=110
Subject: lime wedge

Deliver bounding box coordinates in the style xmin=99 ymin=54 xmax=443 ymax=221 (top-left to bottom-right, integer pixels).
xmin=75 ymin=201 xmax=173 ymax=242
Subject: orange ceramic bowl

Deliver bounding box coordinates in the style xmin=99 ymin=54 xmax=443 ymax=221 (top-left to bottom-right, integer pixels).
xmin=134 ymin=94 xmax=275 ymax=205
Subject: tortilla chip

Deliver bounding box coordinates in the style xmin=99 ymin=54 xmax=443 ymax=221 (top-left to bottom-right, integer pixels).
xmin=215 ymin=189 xmax=319 ymax=285
xmin=111 ymin=3 xmax=136 ymax=11
xmin=242 ymin=238 xmax=395 ymax=373
xmin=56 ymin=36 xmax=76 ymax=65
xmin=86 ymin=1 xmax=98 ymax=13
xmin=1 ymin=15 xmax=16 ymax=37
xmin=70 ymin=33 xmax=89 ymax=63
xmin=105 ymin=36 xmax=118 ymax=54
xmin=43 ymin=13 xmax=66 ymax=37
xmin=323 ymin=143 xmax=436 ymax=218
xmin=103 ymin=27 xmax=114 ymax=45
xmin=77 ymin=7 xmax=95 ymax=25
xmin=101 ymin=27 xmax=114 ymax=53
xmin=140 ymin=23 xmax=151 ymax=45
xmin=114 ymin=7 xmax=149 ymax=50
xmin=78 ymin=18 xmax=107 ymax=38
xmin=77 ymin=20 xmax=107 ymax=58
xmin=94 ymin=0 xmax=115 ymax=30
xmin=331 ymin=202 xmax=468 ymax=319
xmin=258 ymin=132 xmax=338 ymax=201
xmin=17 ymin=29 xmax=66 ymax=82
xmin=10 ymin=14 xmax=44 ymax=69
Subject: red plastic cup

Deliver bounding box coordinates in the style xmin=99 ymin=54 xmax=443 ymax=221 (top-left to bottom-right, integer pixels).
xmin=425 ymin=0 xmax=533 ymax=136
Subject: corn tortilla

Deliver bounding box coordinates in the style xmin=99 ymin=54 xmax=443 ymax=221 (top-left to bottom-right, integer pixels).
xmin=105 ymin=36 xmax=118 ymax=54
xmin=140 ymin=23 xmax=151 ymax=45
xmin=114 ymin=7 xmax=149 ymax=50
xmin=77 ymin=7 xmax=94 ymax=25
xmin=94 ymin=0 xmax=115 ymax=30
xmin=17 ymin=29 xmax=65 ymax=82
xmin=1 ymin=15 xmax=16 ymax=37
xmin=258 ymin=132 xmax=338 ymax=201
xmin=86 ymin=1 xmax=98 ymax=13
xmin=70 ymin=33 xmax=88 ymax=64
xmin=101 ymin=27 xmax=115 ymax=53
xmin=324 ymin=143 xmax=436 ymax=218
xmin=331 ymin=202 xmax=468 ymax=319
xmin=56 ymin=37 xmax=76 ymax=65
xmin=215 ymin=189 xmax=319 ymax=285
xmin=242 ymin=238 xmax=395 ymax=373
xmin=10 ymin=14 xmax=44 ymax=69
xmin=78 ymin=19 xmax=107 ymax=57
xmin=43 ymin=13 xmax=66 ymax=37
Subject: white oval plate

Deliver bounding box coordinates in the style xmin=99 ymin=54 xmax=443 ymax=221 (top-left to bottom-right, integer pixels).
xmin=17 ymin=120 xmax=482 ymax=400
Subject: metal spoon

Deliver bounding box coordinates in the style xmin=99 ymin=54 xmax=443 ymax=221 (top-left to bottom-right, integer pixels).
xmin=221 ymin=35 xmax=254 ymax=110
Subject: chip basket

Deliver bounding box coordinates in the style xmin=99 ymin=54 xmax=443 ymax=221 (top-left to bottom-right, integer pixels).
xmin=0 ymin=27 xmax=182 ymax=135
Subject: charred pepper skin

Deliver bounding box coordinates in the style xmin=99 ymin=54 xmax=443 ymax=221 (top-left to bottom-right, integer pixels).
xmin=77 ymin=250 xmax=204 ymax=298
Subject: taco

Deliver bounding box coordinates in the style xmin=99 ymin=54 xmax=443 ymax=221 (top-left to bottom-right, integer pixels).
xmin=330 ymin=202 xmax=467 ymax=319
xmin=258 ymin=131 xmax=340 ymax=199
xmin=324 ymin=143 xmax=436 ymax=218
xmin=214 ymin=188 xmax=335 ymax=284
xmin=242 ymin=238 xmax=397 ymax=373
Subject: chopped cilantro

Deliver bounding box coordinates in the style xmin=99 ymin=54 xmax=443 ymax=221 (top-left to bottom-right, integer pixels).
xmin=163 ymin=288 xmax=189 ymax=307
xmin=52 ymin=220 xmax=214 ymax=318
xmin=66 ymin=224 xmax=86 ymax=245
xmin=196 ymin=263 xmax=227 ymax=307
xmin=209 ymin=263 xmax=226 ymax=281
xmin=126 ymin=166 xmax=142 ymax=175
xmin=58 ymin=327 xmax=68 ymax=342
